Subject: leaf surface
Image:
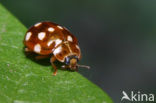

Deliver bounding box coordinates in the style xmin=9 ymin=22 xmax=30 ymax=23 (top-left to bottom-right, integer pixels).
xmin=0 ymin=4 xmax=113 ymax=103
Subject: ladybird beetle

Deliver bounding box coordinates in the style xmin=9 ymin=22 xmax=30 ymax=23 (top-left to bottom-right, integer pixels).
xmin=24 ymin=22 xmax=90 ymax=75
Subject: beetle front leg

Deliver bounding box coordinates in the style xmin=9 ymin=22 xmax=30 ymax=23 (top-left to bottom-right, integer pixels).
xmin=61 ymin=65 xmax=69 ymax=69
xmin=25 ymin=47 xmax=32 ymax=52
xmin=61 ymin=65 xmax=78 ymax=72
xmin=50 ymin=56 xmax=57 ymax=76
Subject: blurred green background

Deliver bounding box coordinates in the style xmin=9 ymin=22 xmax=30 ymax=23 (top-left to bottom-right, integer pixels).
xmin=1 ymin=0 xmax=156 ymax=102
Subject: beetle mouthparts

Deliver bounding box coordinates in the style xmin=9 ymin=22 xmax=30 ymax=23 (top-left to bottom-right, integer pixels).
xmin=77 ymin=64 xmax=90 ymax=69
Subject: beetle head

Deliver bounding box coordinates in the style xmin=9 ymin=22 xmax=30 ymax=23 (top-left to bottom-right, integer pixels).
xmin=65 ymin=55 xmax=78 ymax=70
xmin=65 ymin=55 xmax=90 ymax=70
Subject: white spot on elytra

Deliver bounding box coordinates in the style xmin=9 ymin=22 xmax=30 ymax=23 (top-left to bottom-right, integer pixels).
xmin=38 ymin=32 xmax=46 ymax=40
xmin=55 ymin=39 xmax=62 ymax=47
xmin=25 ymin=32 xmax=32 ymax=41
xmin=53 ymin=46 xmax=62 ymax=55
xmin=67 ymin=36 xmax=73 ymax=42
xmin=48 ymin=27 xmax=55 ymax=32
xmin=34 ymin=22 xmax=41 ymax=27
xmin=47 ymin=40 xmax=54 ymax=47
xmin=76 ymin=45 xmax=81 ymax=58
xmin=57 ymin=25 xmax=63 ymax=29
xmin=47 ymin=39 xmax=62 ymax=47
xmin=76 ymin=45 xmax=80 ymax=50
xmin=34 ymin=44 xmax=41 ymax=53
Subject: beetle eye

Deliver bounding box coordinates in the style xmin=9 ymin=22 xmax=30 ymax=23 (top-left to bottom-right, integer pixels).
xmin=65 ymin=57 xmax=70 ymax=65
xmin=75 ymin=56 xmax=79 ymax=62
xmin=65 ymin=55 xmax=79 ymax=65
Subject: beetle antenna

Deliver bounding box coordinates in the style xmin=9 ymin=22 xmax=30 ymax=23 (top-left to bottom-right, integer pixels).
xmin=77 ymin=64 xmax=90 ymax=69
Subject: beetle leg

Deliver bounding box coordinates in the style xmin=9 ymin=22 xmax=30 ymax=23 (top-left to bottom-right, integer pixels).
xmin=25 ymin=47 xmax=32 ymax=52
xmin=24 ymin=48 xmax=34 ymax=56
xmin=35 ymin=55 xmax=50 ymax=60
xmin=61 ymin=65 xmax=68 ymax=69
xmin=50 ymin=56 xmax=57 ymax=76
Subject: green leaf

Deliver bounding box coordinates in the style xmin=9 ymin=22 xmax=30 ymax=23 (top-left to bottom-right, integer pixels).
xmin=0 ymin=4 xmax=113 ymax=103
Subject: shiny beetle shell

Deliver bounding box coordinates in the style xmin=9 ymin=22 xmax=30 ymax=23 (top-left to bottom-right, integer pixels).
xmin=24 ymin=22 xmax=81 ymax=62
